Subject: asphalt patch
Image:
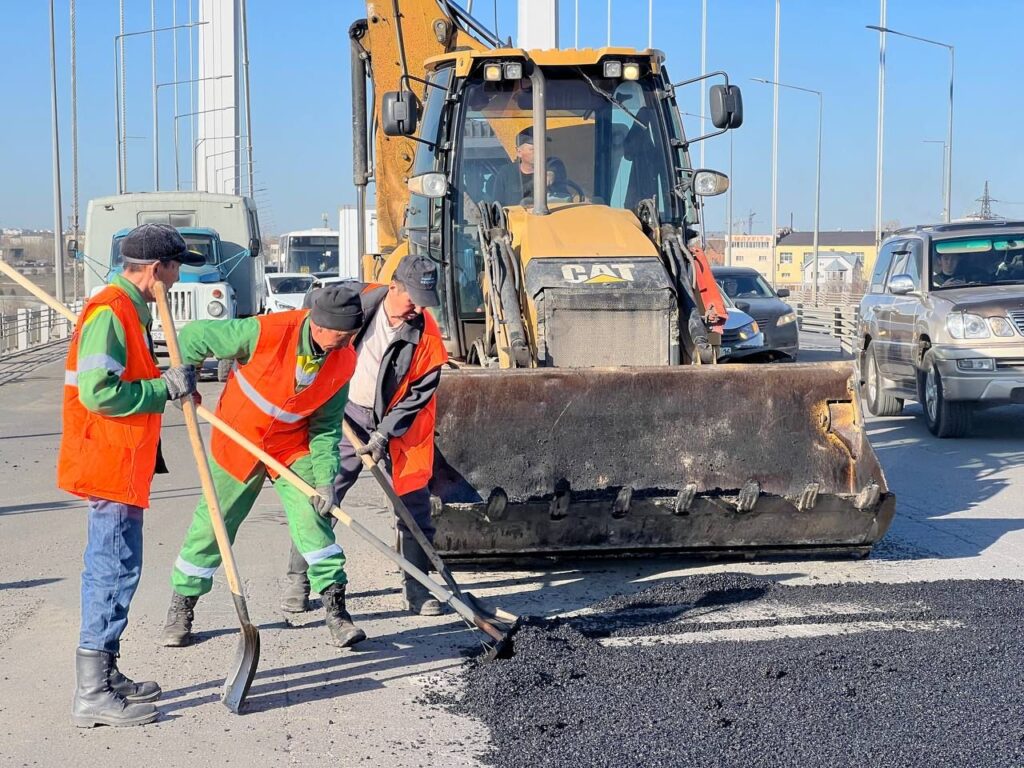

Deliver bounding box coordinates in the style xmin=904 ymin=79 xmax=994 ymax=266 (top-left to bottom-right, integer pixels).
xmin=424 ymin=573 xmax=1024 ymax=767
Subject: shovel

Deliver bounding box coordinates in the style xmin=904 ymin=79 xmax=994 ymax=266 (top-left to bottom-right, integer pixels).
xmin=152 ymin=283 xmax=260 ymax=713
xmin=195 ymin=404 xmax=520 ymax=660
xmin=341 ymin=419 xmax=519 ymax=627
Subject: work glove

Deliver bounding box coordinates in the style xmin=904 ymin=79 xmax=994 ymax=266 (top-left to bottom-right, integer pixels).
xmin=356 ymin=430 xmax=389 ymax=464
xmin=311 ymin=484 xmax=338 ymax=519
xmin=162 ymin=365 xmax=197 ymax=401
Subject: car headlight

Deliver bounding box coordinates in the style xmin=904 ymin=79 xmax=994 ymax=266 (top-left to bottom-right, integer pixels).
xmin=207 ymin=300 xmax=226 ymax=318
xmin=946 ymin=312 xmax=989 ymax=339
xmin=988 ymin=316 xmax=1017 ymax=337
xmin=777 ymin=311 xmax=797 ymax=326
xmin=737 ymin=322 xmax=759 ymax=341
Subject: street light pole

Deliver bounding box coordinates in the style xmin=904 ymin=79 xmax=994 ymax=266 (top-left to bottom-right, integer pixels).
xmin=753 ymin=78 xmax=823 ymax=305
xmin=770 ymin=0 xmax=780 ymax=287
xmin=873 ymin=0 xmax=886 ymax=247
xmin=867 ymin=24 xmax=955 ymax=222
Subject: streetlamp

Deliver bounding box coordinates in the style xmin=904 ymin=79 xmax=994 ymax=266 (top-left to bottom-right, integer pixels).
xmin=923 ymin=139 xmax=948 ymax=220
xmin=155 ymin=75 xmax=231 ymax=190
xmin=867 ymin=24 xmax=954 ymax=223
xmin=753 ymin=77 xmax=823 ymax=305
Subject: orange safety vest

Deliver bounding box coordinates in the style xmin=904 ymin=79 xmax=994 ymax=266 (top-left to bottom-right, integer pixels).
xmin=383 ymin=309 xmax=448 ymax=495
xmin=57 ymin=284 xmax=162 ymax=508
xmin=211 ymin=310 xmax=356 ymax=482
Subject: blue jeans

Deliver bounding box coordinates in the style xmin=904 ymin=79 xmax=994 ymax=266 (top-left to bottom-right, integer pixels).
xmin=79 ymin=498 xmax=144 ymax=654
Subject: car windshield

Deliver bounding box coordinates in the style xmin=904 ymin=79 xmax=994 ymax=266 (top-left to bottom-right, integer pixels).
xmin=718 ymin=274 xmax=775 ymax=299
xmin=930 ymin=235 xmax=1024 ymax=289
xmin=268 ymin=275 xmax=313 ymax=294
xmin=111 ymin=233 xmax=217 ymax=267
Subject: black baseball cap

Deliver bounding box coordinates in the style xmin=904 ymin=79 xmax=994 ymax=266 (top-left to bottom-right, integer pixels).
xmin=394 ymin=255 xmax=440 ymax=308
xmin=516 ymin=126 xmax=550 ymax=146
xmin=121 ymin=223 xmax=205 ymax=266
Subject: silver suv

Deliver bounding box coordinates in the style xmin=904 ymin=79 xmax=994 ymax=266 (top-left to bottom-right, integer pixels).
xmin=858 ymin=221 xmax=1024 ymax=437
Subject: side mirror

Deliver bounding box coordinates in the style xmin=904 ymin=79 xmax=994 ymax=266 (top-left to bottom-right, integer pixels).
xmin=888 ymin=274 xmax=915 ymax=295
xmin=709 ymin=84 xmax=743 ymax=129
xmin=66 ymin=239 xmax=80 ymax=260
xmin=735 ymin=300 xmax=752 ymax=313
xmin=776 ymin=287 xmax=790 ymax=298
xmin=249 ymin=237 xmax=262 ymax=258
xmin=382 ymin=90 xmax=420 ymax=137
xmin=692 ymin=169 xmax=729 ymax=197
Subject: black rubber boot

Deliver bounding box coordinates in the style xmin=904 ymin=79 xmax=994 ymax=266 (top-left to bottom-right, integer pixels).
xmin=399 ymin=531 xmax=443 ymax=617
xmin=71 ymin=649 xmax=158 ymax=728
xmin=321 ymin=583 xmax=366 ymax=648
xmin=160 ymin=592 xmax=198 ymax=647
xmin=281 ymin=544 xmax=311 ymax=613
xmin=109 ymin=659 xmax=162 ymax=703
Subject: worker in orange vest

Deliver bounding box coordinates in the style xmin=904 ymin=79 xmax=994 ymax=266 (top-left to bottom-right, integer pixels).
xmin=58 ymin=223 xmax=204 ymax=728
xmin=281 ymin=255 xmax=449 ymax=616
xmin=160 ymin=285 xmax=366 ymax=649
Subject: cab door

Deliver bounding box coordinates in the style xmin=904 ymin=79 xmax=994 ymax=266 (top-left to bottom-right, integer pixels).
xmin=863 ymin=240 xmax=901 ymax=375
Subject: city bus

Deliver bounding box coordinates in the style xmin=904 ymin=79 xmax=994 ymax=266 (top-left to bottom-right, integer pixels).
xmin=280 ymin=229 xmax=340 ymax=274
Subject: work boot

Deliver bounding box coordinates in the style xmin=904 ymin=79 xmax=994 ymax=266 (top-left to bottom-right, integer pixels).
xmin=109 ymin=659 xmax=162 ymax=703
xmin=321 ymin=583 xmax=366 ymax=648
xmin=399 ymin=531 xmax=443 ymax=617
xmin=71 ymin=648 xmax=158 ymax=728
xmin=160 ymin=592 xmax=198 ymax=647
xmin=281 ymin=544 xmax=311 ymax=613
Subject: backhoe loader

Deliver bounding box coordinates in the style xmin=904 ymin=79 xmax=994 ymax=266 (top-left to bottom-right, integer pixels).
xmin=349 ymin=0 xmax=894 ymax=557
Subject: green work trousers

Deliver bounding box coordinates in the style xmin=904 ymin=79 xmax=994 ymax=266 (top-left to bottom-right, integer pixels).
xmin=172 ymin=453 xmax=346 ymax=597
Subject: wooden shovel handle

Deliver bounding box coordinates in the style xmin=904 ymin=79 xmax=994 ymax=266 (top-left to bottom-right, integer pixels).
xmin=154 ymin=282 xmax=245 ymax=598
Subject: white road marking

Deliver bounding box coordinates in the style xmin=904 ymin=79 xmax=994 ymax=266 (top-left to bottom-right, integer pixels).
xmin=598 ymin=619 xmax=962 ymax=647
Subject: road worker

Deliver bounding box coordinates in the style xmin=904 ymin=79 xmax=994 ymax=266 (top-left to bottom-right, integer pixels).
xmin=281 ymin=255 xmax=449 ymax=616
xmin=160 ymin=284 xmax=367 ymax=649
xmin=59 ymin=223 xmax=203 ymax=727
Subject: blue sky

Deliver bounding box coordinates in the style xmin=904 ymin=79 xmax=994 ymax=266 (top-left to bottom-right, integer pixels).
xmin=4 ymin=1 xmax=1023 ymax=235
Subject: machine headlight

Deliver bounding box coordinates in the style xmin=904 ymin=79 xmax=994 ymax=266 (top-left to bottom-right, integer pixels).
xmin=207 ymin=300 xmax=226 ymax=318
xmin=777 ymin=311 xmax=797 ymax=326
xmin=988 ymin=316 xmax=1016 ymax=337
xmin=622 ymin=62 xmax=641 ymax=81
xmin=946 ymin=313 xmax=990 ymax=339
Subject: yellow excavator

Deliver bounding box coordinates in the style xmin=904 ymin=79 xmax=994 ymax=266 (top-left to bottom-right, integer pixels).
xmin=350 ymin=0 xmax=894 ymax=557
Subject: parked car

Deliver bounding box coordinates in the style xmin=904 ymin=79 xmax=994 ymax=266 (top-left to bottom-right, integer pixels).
xmin=713 ymin=266 xmax=799 ymax=360
xmin=264 ymin=272 xmax=314 ymax=313
xmin=719 ymin=292 xmax=766 ymax=362
xmin=857 ymin=220 xmax=1024 ymax=437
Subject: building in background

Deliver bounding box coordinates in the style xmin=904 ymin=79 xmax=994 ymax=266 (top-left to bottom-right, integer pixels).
xmin=800 ymin=250 xmax=863 ymax=289
xmin=775 ymin=230 xmax=877 ymax=287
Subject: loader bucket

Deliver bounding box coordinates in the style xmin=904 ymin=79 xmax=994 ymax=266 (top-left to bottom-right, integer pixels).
xmin=428 ymin=362 xmax=894 ymax=558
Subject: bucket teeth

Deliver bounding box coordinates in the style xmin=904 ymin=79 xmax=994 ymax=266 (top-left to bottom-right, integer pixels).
xmin=485 ymin=488 xmax=509 ymax=522
xmin=737 ymin=481 xmax=760 ymax=513
xmin=549 ymin=481 xmax=570 ymax=520
xmin=674 ymin=484 xmax=697 ymax=516
xmin=855 ymin=482 xmax=881 ymax=511
xmin=797 ymin=483 xmax=821 ymax=512
xmin=611 ymin=487 xmax=632 ymax=518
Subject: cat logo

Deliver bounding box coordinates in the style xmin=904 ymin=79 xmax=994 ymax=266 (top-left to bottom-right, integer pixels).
xmin=560 ymin=263 xmax=637 ymax=284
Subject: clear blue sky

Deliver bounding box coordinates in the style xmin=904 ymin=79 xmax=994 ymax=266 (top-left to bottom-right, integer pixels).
xmin=4 ymin=0 xmax=1022 ymax=236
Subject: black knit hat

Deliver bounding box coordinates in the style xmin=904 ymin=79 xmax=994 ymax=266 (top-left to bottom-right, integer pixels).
xmin=121 ymin=223 xmax=205 ymax=266
xmin=310 ymin=284 xmax=364 ymax=331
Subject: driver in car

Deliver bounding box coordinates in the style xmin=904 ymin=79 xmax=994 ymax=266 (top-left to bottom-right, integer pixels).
xmin=933 ymin=252 xmax=963 ymax=286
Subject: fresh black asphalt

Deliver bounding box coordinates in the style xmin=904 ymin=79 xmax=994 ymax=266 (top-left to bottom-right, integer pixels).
xmin=427 ymin=573 xmax=1024 ymax=767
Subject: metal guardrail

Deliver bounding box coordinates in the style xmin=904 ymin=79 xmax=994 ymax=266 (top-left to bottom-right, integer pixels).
xmin=0 ymin=301 xmax=82 ymax=359
xmin=795 ymin=302 xmax=860 ymax=355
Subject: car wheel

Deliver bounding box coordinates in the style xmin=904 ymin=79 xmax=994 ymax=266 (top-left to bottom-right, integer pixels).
xmin=917 ymin=352 xmax=971 ymax=438
xmin=217 ymin=357 xmax=233 ymax=383
xmin=863 ymin=343 xmax=903 ymax=417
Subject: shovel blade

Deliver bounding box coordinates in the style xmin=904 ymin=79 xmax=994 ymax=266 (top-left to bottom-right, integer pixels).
xmin=221 ymin=595 xmax=261 ymax=713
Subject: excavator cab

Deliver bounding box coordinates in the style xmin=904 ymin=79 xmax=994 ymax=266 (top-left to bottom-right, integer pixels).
xmin=351 ymin=6 xmax=894 ymax=558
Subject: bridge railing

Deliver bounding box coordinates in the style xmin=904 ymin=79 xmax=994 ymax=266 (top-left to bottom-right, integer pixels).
xmin=0 ymin=302 xmax=82 ymax=359
xmin=794 ymin=301 xmax=860 ymax=356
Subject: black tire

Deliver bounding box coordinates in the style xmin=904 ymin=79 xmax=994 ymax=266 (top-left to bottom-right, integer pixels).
xmin=917 ymin=352 xmax=972 ymax=438
xmin=863 ymin=343 xmax=904 ymax=417
xmin=217 ymin=357 xmax=233 ymax=383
